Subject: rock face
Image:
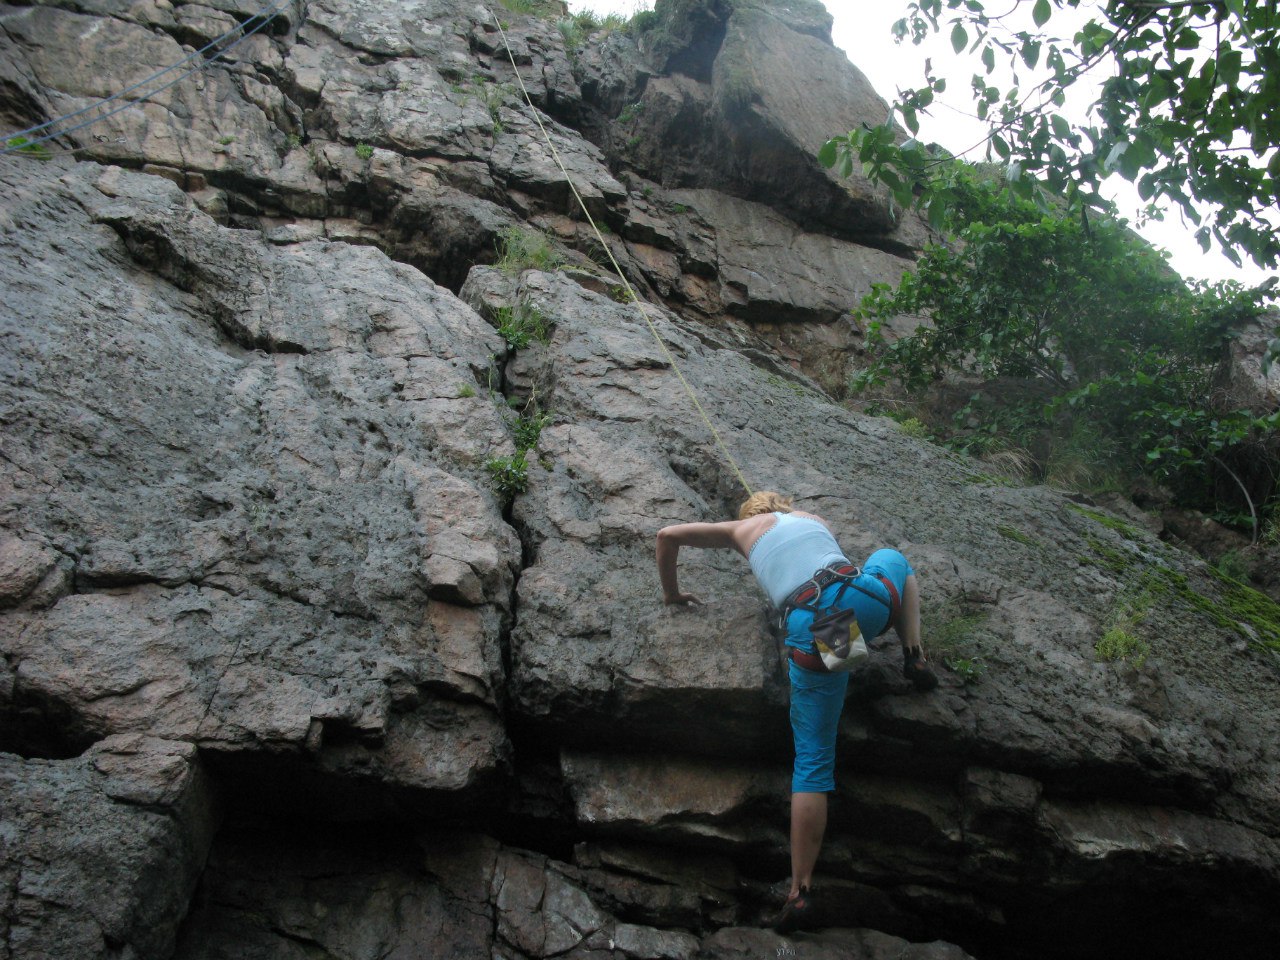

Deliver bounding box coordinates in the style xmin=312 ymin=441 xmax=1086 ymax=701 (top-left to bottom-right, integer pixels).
xmin=0 ymin=735 xmax=216 ymax=960
xmin=1 ymin=2 xmax=1279 ymax=959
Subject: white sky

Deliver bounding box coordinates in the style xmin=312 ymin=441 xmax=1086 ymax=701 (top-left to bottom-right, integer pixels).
xmin=565 ymin=0 xmax=1274 ymax=287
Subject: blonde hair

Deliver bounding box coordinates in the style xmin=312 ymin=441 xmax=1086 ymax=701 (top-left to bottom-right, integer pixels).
xmin=738 ymin=491 xmax=793 ymax=520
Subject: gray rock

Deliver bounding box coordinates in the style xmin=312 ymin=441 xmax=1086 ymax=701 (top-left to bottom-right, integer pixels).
xmin=617 ymin=0 xmax=930 ymax=248
xmin=0 ymin=735 xmax=217 ymax=960
xmin=0 ymin=158 xmax=515 ymax=805
xmin=1221 ymin=309 xmax=1280 ymax=411
xmin=668 ymin=187 xmax=914 ymax=325
xmin=3 ymin=2 xmax=1279 ymax=959
xmin=702 ymin=926 xmax=976 ymax=959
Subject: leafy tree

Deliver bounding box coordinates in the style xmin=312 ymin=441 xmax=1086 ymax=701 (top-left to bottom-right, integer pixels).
xmin=854 ymin=164 xmax=1279 ymax=536
xmin=822 ymin=0 xmax=1280 ymax=271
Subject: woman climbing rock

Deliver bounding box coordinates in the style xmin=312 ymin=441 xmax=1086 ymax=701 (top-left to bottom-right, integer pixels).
xmin=654 ymin=491 xmax=937 ymax=932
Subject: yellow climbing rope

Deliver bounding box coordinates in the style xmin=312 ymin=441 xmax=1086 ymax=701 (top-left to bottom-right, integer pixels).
xmin=488 ymin=10 xmax=754 ymax=498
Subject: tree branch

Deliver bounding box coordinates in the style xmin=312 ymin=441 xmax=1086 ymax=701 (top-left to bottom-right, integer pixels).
xmin=1211 ymin=453 xmax=1259 ymax=544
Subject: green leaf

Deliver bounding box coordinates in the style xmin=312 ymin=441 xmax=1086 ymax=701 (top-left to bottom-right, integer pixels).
xmin=902 ymin=105 xmax=920 ymax=135
xmin=927 ymin=198 xmax=948 ymax=232
xmin=982 ymin=45 xmax=995 ymax=74
xmin=1032 ymin=0 xmax=1051 ymax=28
xmin=951 ymin=22 xmax=968 ymax=53
xmin=1050 ymin=114 xmax=1071 ymax=140
xmin=1217 ymin=49 xmax=1242 ymax=88
xmin=818 ymin=139 xmax=839 ymax=168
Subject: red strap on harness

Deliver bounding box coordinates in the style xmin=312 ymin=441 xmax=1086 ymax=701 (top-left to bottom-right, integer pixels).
xmin=876 ymin=574 xmax=902 ymax=632
xmin=788 ymin=647 xmax=827 ymax=672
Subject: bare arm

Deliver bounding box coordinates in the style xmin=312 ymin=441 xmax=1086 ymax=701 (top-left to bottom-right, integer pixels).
xmin=655 ymin=521 xmax=743 ymax=605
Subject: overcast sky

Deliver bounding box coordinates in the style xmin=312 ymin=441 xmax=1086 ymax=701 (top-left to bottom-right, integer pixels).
xmin=564 ymin=0 xmax=1273 ymax=288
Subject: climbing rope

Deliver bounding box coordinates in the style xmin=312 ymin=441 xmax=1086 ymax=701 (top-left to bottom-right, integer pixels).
xmin=487 ymin=10 xmax=754 ymax=498
xmin=0 ymin=0 xmax=292 ymax=157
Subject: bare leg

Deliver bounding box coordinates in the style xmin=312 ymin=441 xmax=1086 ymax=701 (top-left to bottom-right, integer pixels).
xmin=789 ymin=791 xmax=827 ymax=896
xmin=896 ymin=574 xmax=938 ymax=690
xmin=896 ymin=574 xmax=922 ymax=653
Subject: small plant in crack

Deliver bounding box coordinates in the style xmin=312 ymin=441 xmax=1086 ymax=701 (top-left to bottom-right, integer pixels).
xmin=479 ymin=81 xmax=514 ymax=133
xmin=618 ymin=100 xmax=645 ymax=124
xmin=495 ymin=302 xmax=552 ymax=351
xmin=485 ymin=451 xmax=528 ymax=503
xmin=495 ymin=226 xmax=564 ymax=275
xmin=487 ymin=391 xmax=552 ymax=504
xmin=946 ymin=655 xmax=985 ymax=685
xmin=513 ymin=409 xmax=551 ymax=451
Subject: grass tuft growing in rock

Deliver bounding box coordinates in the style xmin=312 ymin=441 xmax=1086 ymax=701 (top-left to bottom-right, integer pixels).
xmin=929 ymin=606 xmax=993 ymax=680
xmin=5 ymin=136 xmax=52 ymax=160
xmin=513 ymin=409 xmax=550 ymax=451
xmin=496 ymin=227 xmax=563 ymax=275
xmin=996 ymin=524 xmax=1038 ymax=546
xmin=895 ymin=416 xmax=930 ymax=439
xmin=628 ymin=9 xmax=659 ymax=33
xmin=497 ymin=0 xmax=562 ymax=16
xmin=1095 ymin=589 xmax=1153 ymax=668
xmin=1096 ymin=627 xmax=1151 ymax=668
xmin=495 ymin=302 xmax=551 ymax=350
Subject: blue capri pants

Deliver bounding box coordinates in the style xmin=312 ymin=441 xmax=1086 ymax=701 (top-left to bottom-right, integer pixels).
xmin=785 ymin=548 xmax=913 ymax=793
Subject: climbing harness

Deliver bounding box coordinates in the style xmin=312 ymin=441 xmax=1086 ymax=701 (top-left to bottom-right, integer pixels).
xmin=778 ymin=562 xmax=901 ymax=672
xmin=487 ymin=9 xmax=753 ymax=498
xmin=0 ymin=0 xmax=292 ymax=157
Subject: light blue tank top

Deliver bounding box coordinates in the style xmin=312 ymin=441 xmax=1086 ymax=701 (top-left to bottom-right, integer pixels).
xmin=748 ymin=513 xmax=847 ymax=607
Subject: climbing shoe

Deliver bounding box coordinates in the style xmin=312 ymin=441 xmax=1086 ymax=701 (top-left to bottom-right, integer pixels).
xmin=771 ymin=886 xmax=816 ymax=934
xmin=903 ymin=647 xmax=938 ymax=692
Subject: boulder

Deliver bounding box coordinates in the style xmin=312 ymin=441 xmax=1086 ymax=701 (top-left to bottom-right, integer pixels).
xmin=0 ymin=158 xmax=515 ymax=811
xmin=0 ymin=736 xmax=217 ymax=960
xmin=622 ymin=0 xmax=930 ymax=249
